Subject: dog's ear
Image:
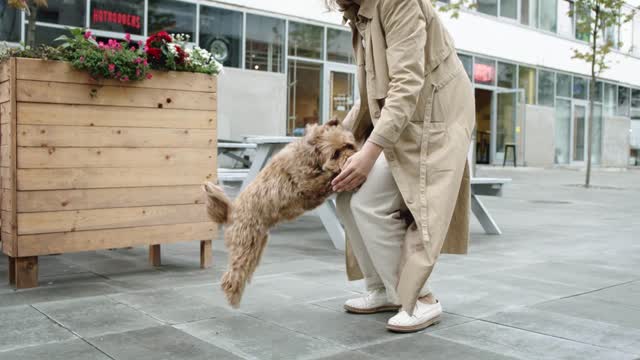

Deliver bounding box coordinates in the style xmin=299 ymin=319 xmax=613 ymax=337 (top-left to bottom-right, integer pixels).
xmin=304 ymin=123 xmax=320 ymax=145
xmin=326 ymin=119 xmax=340 ymax=127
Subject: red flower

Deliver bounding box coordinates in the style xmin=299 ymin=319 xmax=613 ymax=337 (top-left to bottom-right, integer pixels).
xmin=146 ymin=48 xmax=162 ymax=60
xmin=174 ymin=45 xmax=188 ymax=64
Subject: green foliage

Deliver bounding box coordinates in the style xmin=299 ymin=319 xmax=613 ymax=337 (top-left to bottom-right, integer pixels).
xmin=0 ymin=44 xmax=64 ymax=63
xmin=432 ymin=0 xmax=476 ymax=19
xmin=55 ymin=28 xmax=151 ymax=82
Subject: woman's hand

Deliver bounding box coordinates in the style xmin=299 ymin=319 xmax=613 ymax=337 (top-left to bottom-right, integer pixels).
xmin=332 ymin=141 xmax=383 ymax=192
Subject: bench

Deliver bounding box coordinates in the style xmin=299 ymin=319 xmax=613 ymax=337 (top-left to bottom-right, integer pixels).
xmin=470 ymin=177 xmax=511 ymax=235
xmin=218 ymin=168 xmax=250 ymax=185
xmin=218 ymin=141 xmax=257 ymax=168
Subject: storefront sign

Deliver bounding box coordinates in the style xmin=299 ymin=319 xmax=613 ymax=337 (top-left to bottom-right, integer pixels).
xmin=92 ymin=9 xmax=141 ymax=30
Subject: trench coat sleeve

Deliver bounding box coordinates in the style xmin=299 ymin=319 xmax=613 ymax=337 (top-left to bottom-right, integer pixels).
xmin=341 ymin=100 xmax=361 ymax=132
xmin=367 ymin=0 xmax=427 ymax=149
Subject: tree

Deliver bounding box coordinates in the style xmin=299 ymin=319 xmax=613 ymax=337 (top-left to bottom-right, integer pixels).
xmin=7 ymin=0 xmax=48 ymax=48
xmin=570 ymin=1 xmax=638 ymax=187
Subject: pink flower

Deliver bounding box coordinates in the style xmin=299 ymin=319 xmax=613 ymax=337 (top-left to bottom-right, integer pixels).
xmin=125 ymin=33 xmax=131 ymax=42
xmin=143 ymin=59 xmax=148 ymax=66
xmin=130 ymin=46 xmax=136 ymax=51
xmin=134 ymin=57 xmax=143 ymax=64
xmin=79 ymin=56 xmax=85 ymax=63
xmin=98 ymin=41 xmax=105 ymax=49
xmin=108 ymin=63 xmax=115 ymax=73
xmin=146 ymin=73 xmax=153 ymax=80
xmin=136 ymin=68 xmax=141 ymax=77
xmin=120 ymin=76 xmax=129 ymax=82
xmin=138 ymin=40 xmax=144 ymax=47
xmin=84 ymin=31 xmax=92 ymax=39
xmin=116 ymin=71 xmax=121 ymax=78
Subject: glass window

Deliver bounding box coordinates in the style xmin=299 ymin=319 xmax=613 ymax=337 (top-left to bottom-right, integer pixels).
xmin=148 ymin=0 xmax=196 ymax=39
xmin=474 ymin=57 xmax=496 ymax=86
xmin=288 ymin=60 xmax=322 ymax=136
xmin=459 ymin=54 xmax=473 ymax=81
xmin=556 ymin=73 xmax=572 ymax=97
xmin=574 ymin=2 xmax=591 ymax=41
xmin=500 ymin=0 xmax=517 ymax=19
xmin=288 ymin=22 xmax=324 ymax=60
xmin=477 ymin=0 xmax=498 ymax=16
xmin=327 ymin=28 xmax=354 ymax=64
xmin=37 ymin=0 xmax=85 ymax=27
xmin=572 ymin=77 xmax=588 ymax=100
xmin=199 ymin=6 xmax=242 ymax=68
xmin=555 ymin=99 xmax=571 ymax=164
xmin=1 ymin=1 xmax=20 ymax=42
xmin=593 ymin=81 xmax=603 ymax=102
xmin=591 ymin=105 xmax=602 ymax=165
xmin=90 ymin=0 xmax=145 ymax=35
xmin=518 ymin=66 xmax=537 ymax=104
xmin=538 ymin=70 xmax=555 ymax=106
xmin=520 ymin=0 xmax=538 ymax=26
xmin=539 ymin=0 xmax=557 ymax=32
xmin=604 ymin=83 xmax=617 ymax=115
xmin=23 ymin=25 xmax=69 ymax=46
xmin=632 ymin=89 xmax=640 ymax=109
xmin=618 ymin=86 xmax=630 ymax=117
xmin=633 ymin=14 xmax=640 ymax=56
xmin=557 ymin=0 xmax=573 ymax=37
xmin=245 ymin=14 xmax=285 ymax=73
xmin=497 ymin=62 xmax=516 ymax=88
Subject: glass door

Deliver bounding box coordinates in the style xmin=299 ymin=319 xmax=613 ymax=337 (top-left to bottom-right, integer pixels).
xmin=571 ymin=101 xmax=589 ymax=164
xmin=493 ymin=88 xmax=525 ymax=164
xmin=323 ymin=64 xmax=357 ymax=124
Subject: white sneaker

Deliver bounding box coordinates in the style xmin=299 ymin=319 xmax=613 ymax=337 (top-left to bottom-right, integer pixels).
xmin=386 ymin=299 xmax=442 ymax=333
xmin=344 ymin=289 xmax=401 ymax=314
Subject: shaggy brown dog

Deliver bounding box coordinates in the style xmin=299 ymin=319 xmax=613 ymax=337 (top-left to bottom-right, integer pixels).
xmin=204 ymin=120 xmax=357 ymax=307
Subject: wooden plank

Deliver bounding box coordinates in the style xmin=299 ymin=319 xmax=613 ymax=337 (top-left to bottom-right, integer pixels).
xmin=1 ymin=123 xmax=10 ymax=147
xmin=18 ymin=167 xmax=215 ymax=190
xmin=8 ymin=58 xmax=17 ymax=255
xmin=17 ymin=222 xmax=217 ymax=256
xmin=16 ymin=80 xmax=216 ymax=111
xmin=8 ymin=256 xmax=15 ymax=285
xmin=200 ymin=240 xmax=212 ymax=269
xmin=0 ymin=102 xmax=10 ymax=124
xmin=17 ymin=125 xmax=216 ymax=148
xmin=0 ymin=62 xmax=9 ymax=82
xmin=16 ymin=185 xmax=206 ymax=213
xmin=1 ymin=167 xmax=12 ymax=189
xmin=2 ymin=210 xmax=15 ymax=233
xmin=17 ymin=103 xmax=216 ymax=129
xmin=16 ymin=58 xmax=217 ymax=93
xmin=1 ymin=145 xmax=12 ymax=165
xmin=0 ymin=81 xmax=9 ymax=103
xmin=2 ymin=188 xmax=13 ymax=211
xmin=149 ymin=245 xmax=161 ymax=266
xmin=14 ymin=256 xmax=38 ymax=289
xmin=2 ymin=232 xmax=15 ymax=256
xmin=18 ymin=147 xmax=216 ymax=169
xmin=17 ymin=204 xmax=209 ymax=235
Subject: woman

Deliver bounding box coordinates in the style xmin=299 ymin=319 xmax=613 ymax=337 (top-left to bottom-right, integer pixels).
xmin=328 ymin=0 xmax=475 ymax=333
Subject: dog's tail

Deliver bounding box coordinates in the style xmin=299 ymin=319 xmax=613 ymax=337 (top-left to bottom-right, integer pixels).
xmin=203 ymin=182 xmax=232 ymax=224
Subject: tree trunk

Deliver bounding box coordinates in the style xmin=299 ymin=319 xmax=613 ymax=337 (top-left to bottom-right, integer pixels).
xmin=585 ymin=7 xmax=600 ymax=188
xmin=26 ymin=4 xmax=38 ymax=48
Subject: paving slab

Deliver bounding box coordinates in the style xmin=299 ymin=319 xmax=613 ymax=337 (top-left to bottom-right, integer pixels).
xmin=430 ymin=319 xmax=635 ymax=360
xmin=312 ymin=350 xmax=380 ymax=360
xmin=34 ymin=296 xmax=161 ymax=338
xmin=0 ymin=339 xmax=110 ymax=360
xmin=88 ymin=325 xmax=243 ymax=360
xmin=485 ymin=308 xmax=640 ymax=355
xmin=0 ymin=305 xmax=76 ymax=353
xmin=0 ymin=280 xmax=118 ymax=308
xmin=176 ymin=312 xmax=345 ymax=360
xmin=358 ymin=332 xmax=518 ymax=360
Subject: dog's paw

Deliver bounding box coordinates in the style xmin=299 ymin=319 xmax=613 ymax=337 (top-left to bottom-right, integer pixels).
xmin=221 ymin=271 xmax=244 ymax=308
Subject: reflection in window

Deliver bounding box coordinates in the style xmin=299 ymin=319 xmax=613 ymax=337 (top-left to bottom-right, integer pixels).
xmin=604 ymin=83 xmax=617 ymax=115
xmin=591 ymin=105 xmax=602 ymax=165
xmin=539 ymin=0 xmax=557 ymax=32
xmin=572 ymin=77 xmax=588 ymax=100
xmin=474 ymin=57 xmax=496 ymax=86
xmin=556 ymin=73 xmax=572 ymax=98
xmin=520 ymin=0 xmax=537 ymax=26
xmin=459 ymin=54 xmax=473 ymax=81
xmin=288 ymin=21 xmax=324 ymax=60
xmin=537 ymin=70 xmax=555 ymax=106
xmin=633 ymin=14 xmax=640 ymax=56
xmin=23 ymin=25 xmax=69 ymax=46
xmin=90 ymin=0 xmax=145 ymax=35
xmin=1 ymin=2 xmax=20 ymax=42
xmin=617 ymin=86 xmax=630 ymax=117
xmin=593 ymin=81 xmax=603 ymax=102
xmin=557 ymin=0 xmax=574 ymax=37
xmin=199 ymin=6 xmax=242 ymax=68
xmin=497 ymin=62 xmax=516 ymax=88
xmin=327 ymin=28 xmax=354 ymax=64
xmin=555 ymin=99 xmax=571 ymax=164
xmin=148 ymin=0 xmax=196 ymax=39
xmin=631 ymin=89 xmax=640 ymax=119
xmin=288 ymin=60 xmax=322 ymax=136
xmin=500 ymin=0 xmax=517 ymax=19
xmin=477 ymin=0 xmax=498 ymax=16
xmin=37 ymin=0 xmax=85 ymax=27
xmin=574 ymin=1 xmax=591 ymax=41
xmin=518 ymin=66 xmax=537 ymax=104
xmin=245 ymin=14 xmax=285 ymax=73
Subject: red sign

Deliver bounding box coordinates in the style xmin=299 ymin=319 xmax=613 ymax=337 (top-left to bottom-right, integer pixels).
xmin=474 ymin=63 xmax=495 ymax=84
xmin=92 ymin=9 xmax=141 ymax=29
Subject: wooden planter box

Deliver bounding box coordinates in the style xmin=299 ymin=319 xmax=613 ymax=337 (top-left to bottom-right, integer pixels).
xmin=0 ymin=58 xmax=218 ymax=288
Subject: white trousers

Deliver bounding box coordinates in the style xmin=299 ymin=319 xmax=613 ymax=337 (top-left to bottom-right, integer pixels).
xmin=336 ymin=154 xmax=430 ymax=304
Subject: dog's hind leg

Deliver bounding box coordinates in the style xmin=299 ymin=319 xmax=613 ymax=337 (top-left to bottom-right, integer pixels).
xmin=221 ymin=230 xmax=269 ymax=307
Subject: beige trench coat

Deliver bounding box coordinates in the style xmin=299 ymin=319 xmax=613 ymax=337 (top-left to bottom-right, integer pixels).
xmin=340 ymin=0 xmax=476 ymax=313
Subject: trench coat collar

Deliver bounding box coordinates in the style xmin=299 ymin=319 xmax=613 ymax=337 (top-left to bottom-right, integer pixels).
xmin=341 ymin=0 xmax=378 ymax=24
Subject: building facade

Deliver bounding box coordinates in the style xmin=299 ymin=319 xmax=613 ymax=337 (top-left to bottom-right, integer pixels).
xmin=2 ymin=0 xmax=640 ymax=166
